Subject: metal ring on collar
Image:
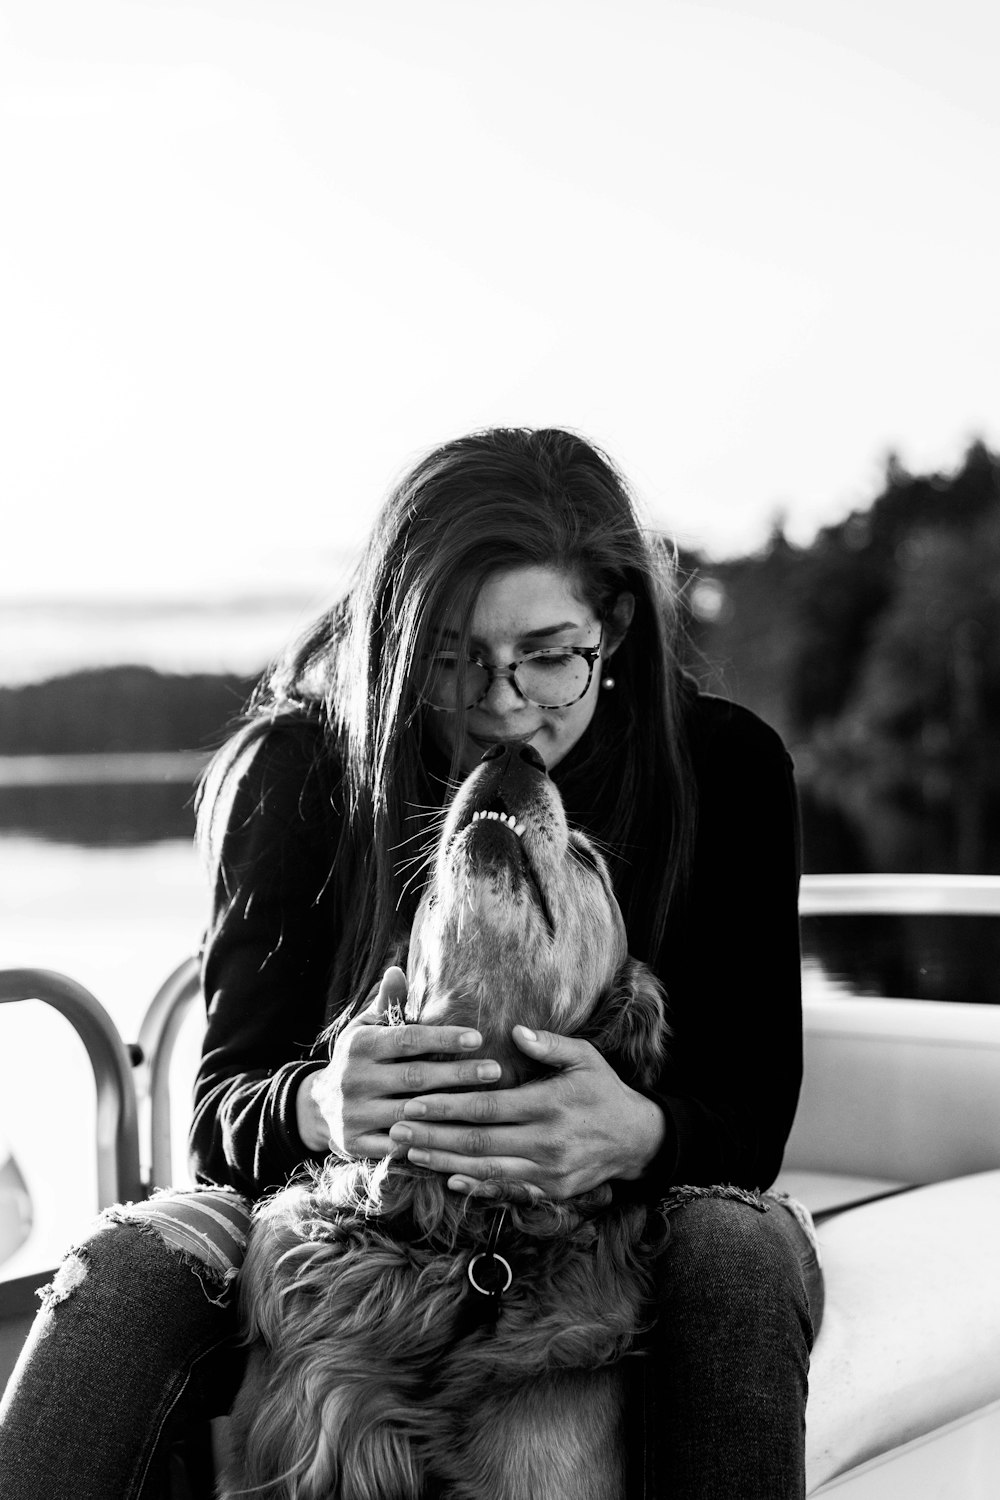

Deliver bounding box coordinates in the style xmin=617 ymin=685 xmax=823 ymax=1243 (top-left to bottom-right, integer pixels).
xmin=467 ymin=1250 xmax=513 ymax=1296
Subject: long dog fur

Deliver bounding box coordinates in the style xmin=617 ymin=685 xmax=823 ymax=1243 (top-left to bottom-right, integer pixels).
xmin=223 ymin=742 xmax=670 ymax=1500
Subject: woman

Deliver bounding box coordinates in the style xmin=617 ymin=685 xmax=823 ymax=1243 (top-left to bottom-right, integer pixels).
xmin=0 ymin=427 xmax=820 ymax=1498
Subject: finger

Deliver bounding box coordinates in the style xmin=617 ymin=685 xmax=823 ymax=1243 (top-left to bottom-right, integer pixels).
xmin=349 ymin=1021 xmax=496 ymax=1068
xmin=400 ymin=1145 xmax=542 ymax=1182
xmin=341 ymin=1098 xmax=443 ymax=1137
xmin=388 ymin=1120 xmax=533 ymax=1159
xmin=376 ymin=1058 xmax=503 ymax=1095
xmin=447 ymin=1175 xmax=543 ymax=1202
xmin=356 ymin=966 xmax=408 ymax=1025
xmin=379 ymin=965 xmax=407 ymax=1014
xmin=382 ymin=1022 xmax=489 ymax=1055
xmin=511 ymin=1024 xmax=595 ymax=1067
xmin=340 ymin=1131 xmax=397 ymax=1159
xmin=399 ymin=1087 xmax=537 ymax=1124
xmin=355 ymin=994 xmax=387 ymax=1025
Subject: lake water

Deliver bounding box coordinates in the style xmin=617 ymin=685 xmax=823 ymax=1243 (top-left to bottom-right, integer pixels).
xmin=2 ymin=759 xmax=999 ymax=1276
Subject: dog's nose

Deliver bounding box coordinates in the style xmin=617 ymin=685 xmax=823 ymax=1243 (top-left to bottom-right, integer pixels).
xmin=479 ymin=740 xmax=546 ymax=772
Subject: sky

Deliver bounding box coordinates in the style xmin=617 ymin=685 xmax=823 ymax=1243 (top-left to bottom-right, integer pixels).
xmin=2 ymin=0 xmax=999 ymax=676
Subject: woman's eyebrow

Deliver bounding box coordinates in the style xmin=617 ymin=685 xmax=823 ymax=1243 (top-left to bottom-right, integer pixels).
xmin=435 ymin=620 xmax=585 ymax=646
xmin=519 ymin=622 xmax=583 ymax=641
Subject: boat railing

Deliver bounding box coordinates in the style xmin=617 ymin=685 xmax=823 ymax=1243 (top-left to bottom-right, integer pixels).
xmin=0 ymin=969 xmax=143 ymax=1209
xmin=0 ymin=970 xmax=150 ymax=1382
xmin=136 ymin=956 xmax=202 ymax=1195
xmin=799 ymin=872 xmax=1000 ymax=916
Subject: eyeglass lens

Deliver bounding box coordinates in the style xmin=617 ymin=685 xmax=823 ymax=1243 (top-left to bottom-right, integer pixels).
xmin=424 ymin=651 xmax=594 ymax=709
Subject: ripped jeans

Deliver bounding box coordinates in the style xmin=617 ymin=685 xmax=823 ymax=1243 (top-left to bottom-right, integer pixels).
xmin=0 ymin=1185 xmax=822 ymax=1500
xmin=0 ymin=1189 xmax=250 ymax=1500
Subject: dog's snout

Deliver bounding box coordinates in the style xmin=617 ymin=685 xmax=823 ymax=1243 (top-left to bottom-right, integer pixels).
xmin=479 ymin=740 xmax=546 ymax=772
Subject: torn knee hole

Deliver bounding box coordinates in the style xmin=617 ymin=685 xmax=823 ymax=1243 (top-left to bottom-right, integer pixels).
xmin=659 ymin=1183 xmax=770 ymax=1216
xmin=104 ymin=1200 xmax=245 ymax=1306
xmin=38 ymin=1250 xmax=89 ymax=1309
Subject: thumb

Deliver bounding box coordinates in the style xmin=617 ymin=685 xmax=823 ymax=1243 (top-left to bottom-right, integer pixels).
xmin=358 ymin=965 xmax=408 ymax=1025
xmin=511 ymin=1024 xmax=589 ymax=1069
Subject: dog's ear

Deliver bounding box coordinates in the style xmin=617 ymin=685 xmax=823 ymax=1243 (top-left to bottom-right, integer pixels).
xmin=576 ymin=957 xmax=670 ymax=1090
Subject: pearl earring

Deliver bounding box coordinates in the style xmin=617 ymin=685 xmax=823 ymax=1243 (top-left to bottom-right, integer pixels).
xmin=601 ymin=673 xmax=615 ymax=690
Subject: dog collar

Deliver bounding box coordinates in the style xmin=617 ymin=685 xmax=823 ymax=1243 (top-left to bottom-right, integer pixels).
xmin=466 ymin=1206 xmax=513 ymax=1323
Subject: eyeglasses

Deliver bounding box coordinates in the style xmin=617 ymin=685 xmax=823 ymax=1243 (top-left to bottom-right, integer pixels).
xmin=421 ymin=632 xmax=604 ymax=711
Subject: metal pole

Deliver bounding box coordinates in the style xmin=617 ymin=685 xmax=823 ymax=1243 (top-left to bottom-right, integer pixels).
xmin=0 ymin=969 xmax=143 ymax=1207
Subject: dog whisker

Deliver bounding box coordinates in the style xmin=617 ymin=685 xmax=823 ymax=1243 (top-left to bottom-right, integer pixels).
xmin=393 ymin=842 xmax=433 ymax=870
xmin=393 ymin=844 xmax=436 ymax=876
xmin=391 ymin=823 xmax=445 ymax=854
xmin=397 ymin=863 xmax=433 ymax=910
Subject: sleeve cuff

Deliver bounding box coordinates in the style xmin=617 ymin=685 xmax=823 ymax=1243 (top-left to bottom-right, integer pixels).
xmin=260 ymin=1060 xmax=330 ymax=1185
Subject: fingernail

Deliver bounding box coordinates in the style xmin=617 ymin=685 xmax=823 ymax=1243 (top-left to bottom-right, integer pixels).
xmin=516 ymin=1025 xmax=537 ymax=1041
xmin=459 ymin=1031 xmax=482 ymax=1048
xmin=449 ymin=1177 xmax=473 ymax=1194
xmin=403 ymin=1101 xmax=427 ymax=1118
xmin=477 ymin=1062 xmax=501 ymax=1081
xmin=408 ymin=1147 xmax=429 ymax=1164
xmin=392 ymin=1124 xmax=413 ymax=1142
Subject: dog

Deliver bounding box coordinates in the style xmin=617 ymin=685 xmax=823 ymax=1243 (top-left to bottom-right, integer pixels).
xmin=223 ymin=740 xmax=670 ymax=1500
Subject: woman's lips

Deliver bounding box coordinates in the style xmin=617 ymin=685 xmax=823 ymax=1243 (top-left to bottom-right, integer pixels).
xmin=466 ymin=729 xmax=539 ymax=750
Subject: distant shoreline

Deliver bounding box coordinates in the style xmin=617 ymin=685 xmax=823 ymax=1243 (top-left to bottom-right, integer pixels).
xmin=0 ymin=752 xmax=210 ymax=787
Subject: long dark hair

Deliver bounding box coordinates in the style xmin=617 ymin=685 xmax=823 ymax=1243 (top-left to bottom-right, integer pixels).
xmin=199 ymin=427 xmax=695 ymax=1007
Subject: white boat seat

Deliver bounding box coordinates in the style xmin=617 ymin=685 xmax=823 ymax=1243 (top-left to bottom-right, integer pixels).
xmin=785 ymin=997 xmax=1000 ymax=1186
xmin=771 ymin=1170 xmax=909 ymax=1219
xmin=804 ymin=1169 xmax=1000 ymax=1494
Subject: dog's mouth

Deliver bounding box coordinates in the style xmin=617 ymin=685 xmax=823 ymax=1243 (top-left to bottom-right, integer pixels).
xmin=454 ymin=796 xmax=555 ymax=937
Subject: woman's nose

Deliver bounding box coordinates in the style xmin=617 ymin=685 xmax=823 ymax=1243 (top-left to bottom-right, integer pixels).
xmin=479 ymin=670 xmax=525 ymax=714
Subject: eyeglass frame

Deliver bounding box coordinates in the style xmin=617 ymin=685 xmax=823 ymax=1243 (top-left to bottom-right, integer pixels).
xmin=420 ymin=627 xmax=605 ymax=711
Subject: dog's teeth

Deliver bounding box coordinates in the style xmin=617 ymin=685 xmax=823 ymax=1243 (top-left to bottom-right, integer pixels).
xmin=469 ymin=809 xmax=525 ymax=834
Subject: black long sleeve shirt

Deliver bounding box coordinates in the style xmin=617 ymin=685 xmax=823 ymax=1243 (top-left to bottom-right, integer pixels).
xmin=191 ymin=691 xmax=802 ymax=1199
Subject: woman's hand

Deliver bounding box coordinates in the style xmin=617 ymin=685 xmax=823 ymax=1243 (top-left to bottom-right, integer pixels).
xmin=387 ymin=1025 xmax=667 ymax=1199
xmin=295 ymin=967 xmax=503 ymax=1157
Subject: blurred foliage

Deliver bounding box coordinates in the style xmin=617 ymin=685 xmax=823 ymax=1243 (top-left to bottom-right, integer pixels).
xmin=688 ymin=437 xmax=1000 ymax=757
xmin=0 ymin=781 xmax=197 ymax=845
xmin=684 ymin=438 xmax=1000 ymax=873
xmin=0 ymin=666 xmax=256 ymax=755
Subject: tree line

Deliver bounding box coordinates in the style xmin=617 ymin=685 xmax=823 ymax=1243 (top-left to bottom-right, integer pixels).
xmin=687 ymin=439 xmax=1000 ymax=804
xmin=0 ymin=666 xmax=256 ymax=756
